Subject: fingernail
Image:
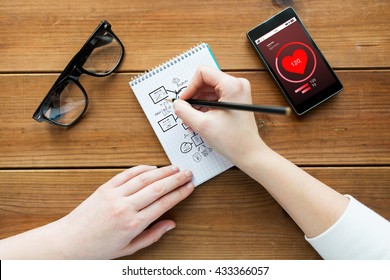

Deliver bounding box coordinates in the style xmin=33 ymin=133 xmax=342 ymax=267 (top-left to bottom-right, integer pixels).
xmin=184 ymin=170 xmax=192 ymax=178
xmin=172 ymin=98 xmax=179 ymax=108
xmin=171 ymin=165 xmax=179 ymax=172
xmin=186 ymin=182 xmax=195 ymax=189
xmin=166 ymin=225 xmax=176 ymax=232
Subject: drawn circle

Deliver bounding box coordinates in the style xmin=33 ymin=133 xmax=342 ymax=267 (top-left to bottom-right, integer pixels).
xmin=275 ymin=42 xmax=317 ymax=83
xmin=180 ymin=142 xmax=193 ymax=153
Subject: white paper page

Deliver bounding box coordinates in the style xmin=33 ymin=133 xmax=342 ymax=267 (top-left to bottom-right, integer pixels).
xmin=130 ymin=43 xmax=233 ymax=186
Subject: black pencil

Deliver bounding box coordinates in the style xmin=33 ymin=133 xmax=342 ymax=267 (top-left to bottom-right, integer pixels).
xmin=166 ymin=98 xmax=291 ymax=115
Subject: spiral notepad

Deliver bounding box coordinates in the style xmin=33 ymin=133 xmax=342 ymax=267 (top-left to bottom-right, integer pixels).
xmin=129 ymin=43 xmax=233 ymax=186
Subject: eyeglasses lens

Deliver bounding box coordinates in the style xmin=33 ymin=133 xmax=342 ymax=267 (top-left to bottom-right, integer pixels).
xmin=43 ymin=81 xmax=86 ymax=125
xmin=82 ymin=31 xmax=123 ymax=75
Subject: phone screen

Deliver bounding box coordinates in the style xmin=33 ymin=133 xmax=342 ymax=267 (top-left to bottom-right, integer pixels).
xmin=247 ymin=8 xmax=342 ymax=114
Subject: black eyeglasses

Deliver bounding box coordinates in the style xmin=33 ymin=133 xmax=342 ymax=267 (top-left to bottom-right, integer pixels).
xmin=33 ymin=20 xmax=124 ymax=127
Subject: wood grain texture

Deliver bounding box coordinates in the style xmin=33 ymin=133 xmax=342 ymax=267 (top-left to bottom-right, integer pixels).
xmin=0 ymin=0 xmax=389 ymax=260
xmin=0 ymin=167 xmax=389 ymax=259
xmin=0 ymin=0 xmax=388 ymax=72
xmin=0 ymin=71 xmax=388 ymax=168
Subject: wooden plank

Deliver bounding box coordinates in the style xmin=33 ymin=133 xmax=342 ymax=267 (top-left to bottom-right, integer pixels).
xmin=0 ymin=0 xmax=388 ymax=72
xmin=0 ymin=71 xmax=389 ymax=168
xmin=0 ymin=167 xmax=388 ymax=259
xmin=0 ymin=0 xmax=387 ymax=262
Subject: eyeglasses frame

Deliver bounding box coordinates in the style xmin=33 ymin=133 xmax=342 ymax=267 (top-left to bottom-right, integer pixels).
xmin=32 ymin=20 xmax=125 ymax=127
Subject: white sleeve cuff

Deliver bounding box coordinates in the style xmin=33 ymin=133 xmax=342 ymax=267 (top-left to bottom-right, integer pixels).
xmin=305 ymin=195 xmax=390 ymax=259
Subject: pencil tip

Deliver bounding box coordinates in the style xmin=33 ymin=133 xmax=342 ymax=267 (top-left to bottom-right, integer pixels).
xmin=285 ymin=107 xmax=292 ymax=115
xmin=166 ymin=98 xmax=173 ymax=103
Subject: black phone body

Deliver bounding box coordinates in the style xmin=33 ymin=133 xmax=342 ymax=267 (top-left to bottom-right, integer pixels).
xmin=247 ymin=7 xmax=343 ymax=115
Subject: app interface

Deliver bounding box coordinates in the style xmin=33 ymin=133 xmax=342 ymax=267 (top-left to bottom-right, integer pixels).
xmin=255 ymin=17 xmax=336 ymax=106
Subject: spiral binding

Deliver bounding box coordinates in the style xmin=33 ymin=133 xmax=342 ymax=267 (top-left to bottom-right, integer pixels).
xmin=130 ymin=43 xmax=207 ymax=87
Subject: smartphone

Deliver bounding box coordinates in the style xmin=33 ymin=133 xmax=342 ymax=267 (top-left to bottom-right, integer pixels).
xmin=247 ymin=7 xmax=343 ymax=115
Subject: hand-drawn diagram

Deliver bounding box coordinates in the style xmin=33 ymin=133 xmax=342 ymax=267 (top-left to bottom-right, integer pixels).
xmin=148 ymin=83 xmax=186 ymax=105
xmin=192 ymin=152 xmax=202 ymax=163
xmin=198 ymin=145 xmax=212 ymax=157
xmin=191 ymin=134 xmax=204 ymax=147
xmin=158 ymin=114 xmax=178 ymax=132
xmin=180 ymin=133 xmax=213 ymax=163
xmin=148 ymin=82 xmax=215 ymax=164
xmin=149 ymin=85 xmax=187 ymax=133
xmin=159 ymin=101 xmax=173 ymax=117
xmin=149 ymin=86 xmax=169 ymax=104
xmin=182 ymin=123 xmax=189 ymax=130
xmin=180 ymin=142 xmax=193 ymax=153
xmin=149 ymin=85 xmax=182 ymax=132
xmin=166 ymin=86 xmax=187 ymax=99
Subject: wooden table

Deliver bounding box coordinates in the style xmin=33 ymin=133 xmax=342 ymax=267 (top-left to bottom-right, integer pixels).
xmin=0 ymin=0 xmax=389 ymax=259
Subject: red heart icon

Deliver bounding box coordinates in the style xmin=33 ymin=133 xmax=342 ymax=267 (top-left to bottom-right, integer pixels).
xmin=281 ymin=49 xmax=307 ymax=74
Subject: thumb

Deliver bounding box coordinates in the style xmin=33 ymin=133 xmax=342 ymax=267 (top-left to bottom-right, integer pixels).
xmin=173 ymin=99 xmax=205 ymax=132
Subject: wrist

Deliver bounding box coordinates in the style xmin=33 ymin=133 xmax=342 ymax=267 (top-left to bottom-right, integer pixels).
xmin=52 ymin=216 xmax=75 ymax=260
xmin=233 ymin=135 xmax=270 ymax=171
xmin=42 ymin=217 xmax=74 ymax=259
xmin=0 ymin=217 xmax=73 ymax=259
xmin=44 ymin=215 xmax=81 ymax=259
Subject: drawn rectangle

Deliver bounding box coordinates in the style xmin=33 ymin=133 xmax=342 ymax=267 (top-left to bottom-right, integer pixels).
xmin=149 ymin=86 xmax=169 ymax=104
xmin=191 ymin=134 xmax=204 ymax=146
xmin=158 ymin=114 xmax=178 ymax=132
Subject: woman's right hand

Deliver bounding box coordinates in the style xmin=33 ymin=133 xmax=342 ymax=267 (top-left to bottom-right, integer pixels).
xmin=173 ymin=66 xmax=266 ymax=166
